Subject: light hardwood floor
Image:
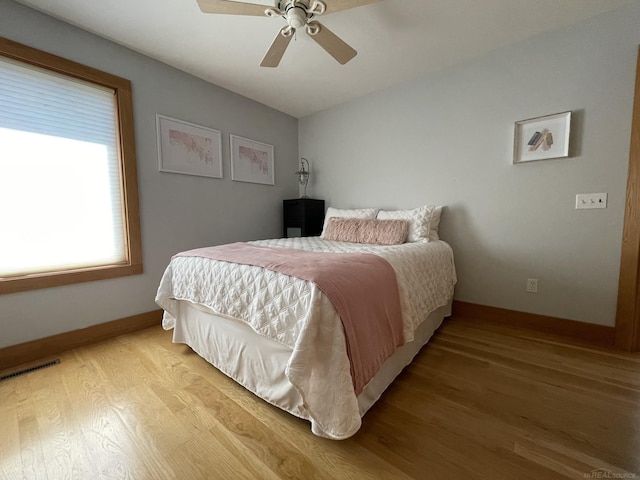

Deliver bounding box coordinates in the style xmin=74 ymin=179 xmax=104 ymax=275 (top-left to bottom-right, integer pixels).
xmin=1 ymin=316 xmax=639 ymax=480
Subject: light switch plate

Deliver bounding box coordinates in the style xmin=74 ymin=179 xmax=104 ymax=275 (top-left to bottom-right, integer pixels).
xmin=575 ymin=193 xmax=607 ymax=209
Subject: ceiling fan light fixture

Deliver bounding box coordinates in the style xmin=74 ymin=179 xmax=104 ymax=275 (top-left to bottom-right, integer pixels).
xmin=286 ymin=6 xmax=307 ymax=29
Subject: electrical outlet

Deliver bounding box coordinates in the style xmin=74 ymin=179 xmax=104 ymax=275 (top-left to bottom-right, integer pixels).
xmin=526 ymin=278 xmax=538 ymax=293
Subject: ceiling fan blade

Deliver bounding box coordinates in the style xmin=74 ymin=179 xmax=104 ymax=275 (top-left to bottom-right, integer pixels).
xmin=308 ymin=22 xmax=357 ymax=65
xmin=261 ymin=28 xmax=294 ymax=67
xmin=321 ymin=0 xmax=381 ymax=15
xmin=197 ymin=0 xmax=269 ymax=16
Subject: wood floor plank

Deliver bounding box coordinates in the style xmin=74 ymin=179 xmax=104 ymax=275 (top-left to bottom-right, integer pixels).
xmin=437 ymin=328 xmax=640 ymax=392
xmin=361 ymin=398 xmax=566 ymax=480
xmin=403 ymin=346 xmax=640 ymax=471
xmin=60 ymin=362 xmax=175 ymax=479
xmin=377 ymin=376 xmax=618 ymax=479
xmin=0 ymin=381 xmax=21 ymax=480
xmin=166 ymin=431 xmax=262 ymax=480
xmin=514 ymin=437 xmax=638 ymax=479
xmin=30 ymin=367 xmax=97 ymax=480
xmin=14 ymin=376 xmax=49 ymax=480
xmin=2 ymin=318 xmax=640 ymax=479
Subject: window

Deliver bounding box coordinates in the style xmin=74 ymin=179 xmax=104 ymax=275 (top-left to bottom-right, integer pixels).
xmin=0 ymin=37 xmax=142 ymax=294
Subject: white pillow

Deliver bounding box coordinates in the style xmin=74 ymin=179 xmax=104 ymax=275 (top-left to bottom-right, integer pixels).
xmin=321 ymin=207 xmax=378 ymax=238
xmin=376 ymin=205 xmax=435 ymax=242
xmin=428 ymin=206 xmax=443 ymax=241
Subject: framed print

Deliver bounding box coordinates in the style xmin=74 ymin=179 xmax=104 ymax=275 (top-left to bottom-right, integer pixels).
xmin=230 ymin=134 xmax=275 ymax=185
xmin=156 ymin=114 xmax=222 ymax=178
xmin=513 ymin=111 xmax=571 ymax=164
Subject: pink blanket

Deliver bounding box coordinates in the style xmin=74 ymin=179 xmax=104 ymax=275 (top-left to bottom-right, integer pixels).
xmin=176 ymin=242 xmax=404 ymax=395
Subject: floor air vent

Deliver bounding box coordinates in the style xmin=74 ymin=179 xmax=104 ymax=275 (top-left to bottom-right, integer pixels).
xmin=0 ymin=359 xmax=61 ymax=382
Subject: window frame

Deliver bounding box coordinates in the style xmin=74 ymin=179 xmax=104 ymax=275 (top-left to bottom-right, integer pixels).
xmin=0 ymin=37 xmax=142 ymax=294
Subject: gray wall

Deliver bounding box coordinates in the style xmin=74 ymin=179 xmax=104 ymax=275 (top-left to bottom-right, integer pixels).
xmin=299 ymin=3 xmax=640 ymax=326
xmin=0 ymin=0 xmax=299 ymax=348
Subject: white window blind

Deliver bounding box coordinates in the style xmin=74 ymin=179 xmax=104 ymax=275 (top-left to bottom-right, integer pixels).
xmin=0 ymin=56 xmax=126 ymax=278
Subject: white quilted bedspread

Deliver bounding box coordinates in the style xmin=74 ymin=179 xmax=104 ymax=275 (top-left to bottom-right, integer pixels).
xmin=156 ymin=237 xmax=456 ymax=439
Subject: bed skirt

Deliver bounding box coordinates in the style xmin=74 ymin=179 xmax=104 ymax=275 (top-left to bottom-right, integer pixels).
xmin=167 ymin=299 xmax=451 ymax=436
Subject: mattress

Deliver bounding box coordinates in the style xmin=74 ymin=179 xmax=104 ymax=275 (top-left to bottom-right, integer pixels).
xmin=156 ymin=237 xmax=456 ymax=439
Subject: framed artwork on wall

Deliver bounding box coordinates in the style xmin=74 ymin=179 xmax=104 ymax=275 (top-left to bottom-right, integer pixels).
xmin=513 ymin=111 xmax=571 ymax=164
xmin=230 ymin=134 xmax=275 ymax=185
xmin=156 ymin=114 xmax=223 ymax=178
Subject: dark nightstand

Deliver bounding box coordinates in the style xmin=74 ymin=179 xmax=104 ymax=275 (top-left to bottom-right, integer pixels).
xmin=283 ymin=199 xmax=325 ymax=237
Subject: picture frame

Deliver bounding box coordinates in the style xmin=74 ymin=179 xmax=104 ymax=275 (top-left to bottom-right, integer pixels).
xmin=513 ymin=111 xmax=571 ymax=164
xmin=156 ymin=114 xmax=222 ymax=178
xmin=230 ymin=134 xmax=275 ymax=185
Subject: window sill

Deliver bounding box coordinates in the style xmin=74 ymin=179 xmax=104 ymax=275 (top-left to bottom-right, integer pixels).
xmin=0 ymin=262 xmax=143 ymax=294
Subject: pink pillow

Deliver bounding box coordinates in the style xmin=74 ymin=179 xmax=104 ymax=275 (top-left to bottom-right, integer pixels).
xmin=322 ymin=218 xmax=408 ymax=245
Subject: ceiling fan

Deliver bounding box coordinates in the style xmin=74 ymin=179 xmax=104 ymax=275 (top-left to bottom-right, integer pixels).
xmin=197 ymin=0 xmax=381 ymax=67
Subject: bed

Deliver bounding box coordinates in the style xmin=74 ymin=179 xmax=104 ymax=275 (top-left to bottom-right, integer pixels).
xmin=155 ymin=206 xmax=456 ymax=439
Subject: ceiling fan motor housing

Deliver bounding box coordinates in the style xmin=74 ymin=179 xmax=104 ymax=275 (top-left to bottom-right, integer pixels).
xmin=276 ymin=0 xmax=317 ymax=29
xmin=286 ymin=6 xmax=307 ymax=28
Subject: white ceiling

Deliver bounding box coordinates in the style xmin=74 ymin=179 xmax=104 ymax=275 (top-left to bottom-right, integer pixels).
xmin=14 ymin=0 xmax=636 ymax=118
